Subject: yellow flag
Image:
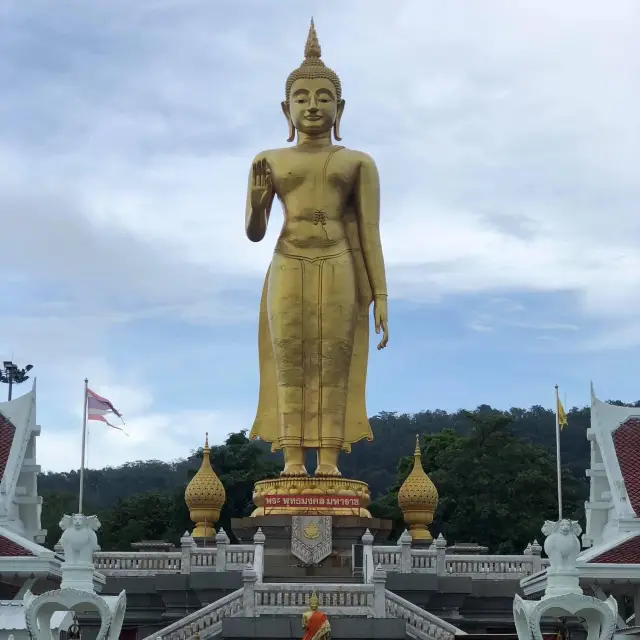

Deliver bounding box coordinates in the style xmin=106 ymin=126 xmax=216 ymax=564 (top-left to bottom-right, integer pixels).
xmin=557 ymin=396 xmax=568 ymax=429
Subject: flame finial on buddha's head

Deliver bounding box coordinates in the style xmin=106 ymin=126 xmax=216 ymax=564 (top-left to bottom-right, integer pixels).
xmin=285 ymin=18 xmax=342 ymax=103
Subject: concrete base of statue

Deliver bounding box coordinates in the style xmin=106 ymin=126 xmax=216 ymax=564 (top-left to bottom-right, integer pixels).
xmin=59 ymin=563 xmax=95 ymax=593
xmin=233 ymin=515 xmax=391 ymax=547
xmin=251 ymin=476 xmax=372 ymax=517
xmin=232 ymin=514 xmax=392 ymax=579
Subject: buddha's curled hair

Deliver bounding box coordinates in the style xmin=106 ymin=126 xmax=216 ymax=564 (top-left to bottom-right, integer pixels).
xmin=285 ymin=19 xmax=342 ymax=103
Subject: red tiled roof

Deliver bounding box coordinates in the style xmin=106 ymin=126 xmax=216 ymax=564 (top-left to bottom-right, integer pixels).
xmin=590 ymin=535 xmax=640 ymax=564
xmin=612 ymin=417 xmax=640 ymax=516
xmin=0 ymin=412 xmax=16 ymax=480
xmin=0 ymin=534 xmax=35 ymax=557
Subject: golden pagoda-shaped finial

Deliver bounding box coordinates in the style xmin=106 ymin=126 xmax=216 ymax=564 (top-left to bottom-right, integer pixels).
xmin=185 ymin=432 xmax=226 ymax=538
xmin=397 ymin=435 xmax=438 ymax=542
xmin=304 ymin=18 xmax=322 ymax=60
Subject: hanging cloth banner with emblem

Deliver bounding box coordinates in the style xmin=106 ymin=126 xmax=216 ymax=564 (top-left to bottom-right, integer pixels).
xmin=291 ymin=516 xmax=332 ymax=565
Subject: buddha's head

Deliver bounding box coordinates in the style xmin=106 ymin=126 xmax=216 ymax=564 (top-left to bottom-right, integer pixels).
xmin=308 ymin=591 xmax=319 ymax=611
xmin=282 ymin=19 xmax=344 ymax=143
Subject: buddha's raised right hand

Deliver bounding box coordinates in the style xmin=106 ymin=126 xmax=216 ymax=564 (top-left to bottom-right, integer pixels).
xmin=251 ymin=158 xmax=273 ymax=211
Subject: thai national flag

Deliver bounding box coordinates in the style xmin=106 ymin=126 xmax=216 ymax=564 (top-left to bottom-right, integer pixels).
xmin=86 ymin=388 xmax=125 ymax=432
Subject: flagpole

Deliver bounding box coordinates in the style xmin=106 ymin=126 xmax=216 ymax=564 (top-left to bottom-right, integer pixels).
xmin=554 ymin=384 xmax=563 ymax=521
xmin=78 ymin=378 xmax=88 ymax=515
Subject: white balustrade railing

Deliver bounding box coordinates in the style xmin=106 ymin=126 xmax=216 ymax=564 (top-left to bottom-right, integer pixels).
xmin=93 ymin=551 xmax=182 ymax=575
xmin=370 ymin=533 xmax=546 ymax=579
xmin=90 ymin=528 xmax=545 ymax=582
xmin=254 ymin=583 xmax=374 ymax=616
xmin=91 ymin=531 xmax=257 ymax=576
xmin=444 ymin=555 xmax=545 ymax=578
xmin=225 ymin=545 xmax=254 ymax=570
xmin=143 ymin=587 xmax=244 ymax=640
xmin=93 ymin=545 xmax=543 ymax=578
xmin=373 ymin=546 xmax=543 ymax=575
xmin=412 ymin=548 xmax=437 ymax=572
xmin=190 ymin=548 xmax=216 ymax=570
xmin=373 ymin=547 xmax=401 ymax=568
xmin=385 ymin=589 xmax=464 ymax=640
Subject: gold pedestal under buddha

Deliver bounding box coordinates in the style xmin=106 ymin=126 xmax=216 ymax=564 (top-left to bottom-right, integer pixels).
xmin=245 ymin=20 xmax=388 ymax=516
xmin=251 ymin=476 xmax=371 ymax=517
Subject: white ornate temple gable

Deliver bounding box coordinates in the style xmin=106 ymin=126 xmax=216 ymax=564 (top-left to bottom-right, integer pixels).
xmin=0 ymin=380 xmax=47 ymax=544
xmin=584 ymin=383 xmax=640 ymax=551
xmin=521 ymin=385 xmax=640 ymax=626
xmin=24 ymin=513 xmax=126 ymax=640
xmin=514 ymin=519 xmax=618 ymax=640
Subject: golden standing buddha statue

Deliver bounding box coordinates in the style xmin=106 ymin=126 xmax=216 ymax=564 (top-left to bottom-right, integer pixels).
xmin=246 ymin=20 xmax=389 ymax=479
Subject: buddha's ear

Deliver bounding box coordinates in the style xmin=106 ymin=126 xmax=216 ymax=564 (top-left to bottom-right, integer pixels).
xmin=333 ymin=99 xmax=345 ymax=141
xmin=281 ymin=101 xmax=295 ymax=143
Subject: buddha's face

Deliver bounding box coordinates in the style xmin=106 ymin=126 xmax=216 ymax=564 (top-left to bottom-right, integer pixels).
xmin=288 ymin=77 xmax=341 ymax=136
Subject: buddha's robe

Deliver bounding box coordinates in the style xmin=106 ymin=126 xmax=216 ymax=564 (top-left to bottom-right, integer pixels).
xmin=249 ymin=148 xmax=374 ymax=452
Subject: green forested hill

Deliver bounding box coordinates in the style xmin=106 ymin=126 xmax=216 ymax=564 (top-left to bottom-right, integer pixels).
xmin=38 ymin=403 xmax=626 ymax=553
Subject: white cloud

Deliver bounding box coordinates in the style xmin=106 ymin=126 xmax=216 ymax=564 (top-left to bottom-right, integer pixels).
xmin=38 ymin=408 xmax=245 ymax=472
xmin=0 ymin=0 xmax=638 ymax=468
xmin=2 ymin=0 xmax=637 ymax=316
xmin=34 ymin=358 xmax=250 ymax=472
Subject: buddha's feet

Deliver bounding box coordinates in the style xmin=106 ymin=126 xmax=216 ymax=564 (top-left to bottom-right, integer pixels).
xmin=315 ymin=465 xmax=342 ymax=477
xmin=281 ymin=464 xmax=308 ymax=477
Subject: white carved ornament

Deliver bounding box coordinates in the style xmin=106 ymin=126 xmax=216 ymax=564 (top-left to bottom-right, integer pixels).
xmin=513 ymin=519 xmax=617 ymax=640
xmin=59 ymin=513 xmax=101 ymax=565
xmin=24 ymin=588 xmax=126 ymax=640
xmin=24 ymin=513 xmax=126 ymax=640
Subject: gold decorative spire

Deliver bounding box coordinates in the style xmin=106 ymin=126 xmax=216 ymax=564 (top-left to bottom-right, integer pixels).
xmin=185 ymin=432 xmax=226 ymax=538
xmin=397 ymin=435 xmax=439 ymax=542
xmin=304 ymin=18 xmax=322 ymax=62
xmin=285 ymin=18 xmax=342 ymax=102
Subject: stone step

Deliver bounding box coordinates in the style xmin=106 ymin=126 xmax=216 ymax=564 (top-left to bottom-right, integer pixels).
xmin=221 ymin=616 xmax=407 ymax=640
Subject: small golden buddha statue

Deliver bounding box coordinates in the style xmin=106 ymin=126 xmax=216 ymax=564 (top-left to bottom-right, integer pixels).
xmin=246 ymin=19 xmax=389 ymax=478
xmin=302 ymin=591 xmax=331 ymax=640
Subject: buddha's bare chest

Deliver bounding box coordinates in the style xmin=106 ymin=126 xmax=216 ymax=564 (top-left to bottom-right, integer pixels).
xmin=269 ymin=151 xmax=358 ymax=199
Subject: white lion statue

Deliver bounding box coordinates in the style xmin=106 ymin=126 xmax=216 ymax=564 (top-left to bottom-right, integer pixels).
xmin=542 ymin=518 xmax=581 ymax=574
xmin=59 ymin=514 xmax=101 ymax=565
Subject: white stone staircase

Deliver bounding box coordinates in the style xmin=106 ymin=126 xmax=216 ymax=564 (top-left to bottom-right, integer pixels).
xmin=142 ymin=569 xmax=465 ymax=640
xmin=145 ymin=587 xmax=244 ymax=640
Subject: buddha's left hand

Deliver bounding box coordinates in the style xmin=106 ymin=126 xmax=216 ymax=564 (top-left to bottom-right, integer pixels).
xmin=374 ymin=295 xmax=389 ymax=350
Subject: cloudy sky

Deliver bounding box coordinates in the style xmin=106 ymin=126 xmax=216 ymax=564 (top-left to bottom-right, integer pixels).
xmin=0 ymin=0 xmax=638 ymax=472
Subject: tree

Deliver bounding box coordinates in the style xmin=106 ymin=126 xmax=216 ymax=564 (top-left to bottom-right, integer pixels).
xmin=206 ymin=431 xmax=282 ymax=537
xmin=99 ymin=491 xmax=184 ymax=550
xmin=79 ymin=431 xmax=283 ymax=549
xmin=39 ymin=399 xmax=610 ymax=551
xmin=40 ymin=491 xmax=83 ymax=548
xmin=372 ymin=410 xmax=584 ymax=552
